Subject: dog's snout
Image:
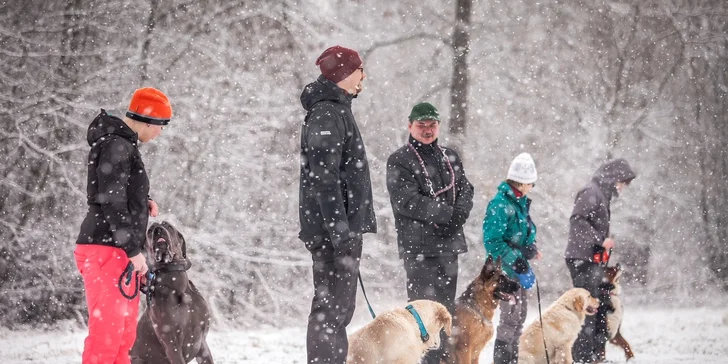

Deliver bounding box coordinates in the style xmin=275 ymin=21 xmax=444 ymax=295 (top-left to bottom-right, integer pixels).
xmin=153 ymin=226 xmax=164 ymax=236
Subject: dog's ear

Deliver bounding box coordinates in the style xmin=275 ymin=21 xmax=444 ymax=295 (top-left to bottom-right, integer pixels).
xmin=481 ymin=256 xmax=497 ymax=279
xmin=437 ymin=305 xmax=453 ymax=337
xmin=179 ymin=231 xmax=187 ymax=259
xmin=573 ymin=294 xmax=585 ymax=313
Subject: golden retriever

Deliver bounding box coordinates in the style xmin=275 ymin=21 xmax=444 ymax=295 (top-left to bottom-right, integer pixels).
xmin=518 ymin=288 xmax=600 ymax=364
xmin=347 ymin=299 xmax=452 ymax=364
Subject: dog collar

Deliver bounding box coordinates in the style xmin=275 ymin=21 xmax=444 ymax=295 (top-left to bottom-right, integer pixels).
xmin=405 ymin=304 xmax=430 ymax=343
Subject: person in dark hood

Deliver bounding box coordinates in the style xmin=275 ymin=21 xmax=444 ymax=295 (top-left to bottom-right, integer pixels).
xmin=564 ymin=158 xmax=636 ymax=363
xmin=386 ymin=102 xmax=474 ymax=364
xmin=299 ymin=45 xmax=376 ymax=364
xmin=74 ymin=87 xmax=171 ymax=364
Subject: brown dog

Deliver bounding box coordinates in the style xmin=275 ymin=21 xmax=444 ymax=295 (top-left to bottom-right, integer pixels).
xmin=347 ymin=300 xmax=452 ymax=364
xmin=518 ymin=288 xmax=600 ymax=364
xmin=131 ymin=221 xmax=214 ymax=364
xmin=601 ymin=263 xmax=635 ymax=362
xmin=441 ymin=256 xmax=520 ymax=364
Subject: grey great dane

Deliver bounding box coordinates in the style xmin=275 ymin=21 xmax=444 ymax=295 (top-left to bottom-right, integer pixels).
xmin=131 ymin=221 xmax=214 ymax=364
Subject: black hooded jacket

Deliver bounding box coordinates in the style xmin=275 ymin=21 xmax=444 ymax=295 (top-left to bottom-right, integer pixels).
xmin=386 ymin=136 xmax=474 ymax=258
xmin=298 ymin=76 xmax=377 ymax=247
xmin=565 ymin=159 xmax=636 ymax=260
xmin=76 ymin=109 xmax=150 ymax=258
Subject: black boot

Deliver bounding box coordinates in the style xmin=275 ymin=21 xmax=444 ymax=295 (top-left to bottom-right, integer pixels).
xmin=493 ymin=339 xmax=511 ymax=364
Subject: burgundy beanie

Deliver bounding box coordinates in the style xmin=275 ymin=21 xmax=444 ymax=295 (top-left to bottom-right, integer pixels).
xmin=315 ymin=46 xmax=362 ymax=84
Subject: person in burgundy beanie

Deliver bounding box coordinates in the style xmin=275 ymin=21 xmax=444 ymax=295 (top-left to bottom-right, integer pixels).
xmin=299 ymin=46 xmax=374 ymax=364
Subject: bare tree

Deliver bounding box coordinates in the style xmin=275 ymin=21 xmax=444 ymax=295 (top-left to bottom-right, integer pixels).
xmin=449 ymin=0 xmax=471 ymax=135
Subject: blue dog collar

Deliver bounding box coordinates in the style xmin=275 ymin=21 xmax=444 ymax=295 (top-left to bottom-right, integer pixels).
xmin=405 ymin=304 xmax=430 ymax=343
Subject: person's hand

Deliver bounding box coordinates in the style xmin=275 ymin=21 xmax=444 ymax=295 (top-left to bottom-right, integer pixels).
xmin=148 ymin=199 xmax=159 ymax=217
xmin=129 ymin=253 xmax=149 ymax=275
xmin=512 ymin=257 xmax=529 ymax=274
xmin=521 ymin=244 xmax=538 ymax=260
xmin=535 ymin=250 xmax=543 ymax=260
xmin=435 ymin=223 xmax=455 ymax=237
xmin=602 ymin=238 xmax=615 ymax=250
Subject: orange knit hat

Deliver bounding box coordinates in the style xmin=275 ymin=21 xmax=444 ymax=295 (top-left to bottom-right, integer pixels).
xmin=126 ymin=87 xmax=172 ymax=125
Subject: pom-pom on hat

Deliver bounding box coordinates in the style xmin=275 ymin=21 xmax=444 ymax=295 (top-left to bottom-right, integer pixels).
xmin=126 ymin=87 xmax=172 ymax=126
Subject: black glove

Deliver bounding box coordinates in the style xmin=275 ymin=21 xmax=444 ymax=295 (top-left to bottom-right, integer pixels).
xmin=435 ymin=223 xmax=455 ymax=237
xmin=512 ymin=257 xmax=529 ymax=274
xmin=449 ymin=205 xmax=468 ymax=229
xmin=334 ymin=236 xmax=361 ymax=257
xmin=521 ymin=244 xmax=538 ymax=260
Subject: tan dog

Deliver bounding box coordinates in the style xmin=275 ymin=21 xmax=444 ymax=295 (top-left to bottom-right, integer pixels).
xmin=442 ymin=256 xmax=520 ymax=364
xmin=518 ymin=288 xmax=600 ymax=364
xmin=602 ymin=263 xmax=635 ymax=361
xmin=347 ymin=300 xmax=452 ymax=364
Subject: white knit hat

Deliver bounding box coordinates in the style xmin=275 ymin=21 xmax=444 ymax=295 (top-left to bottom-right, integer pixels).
xmin=507 ymin=153 xmax=537 ymax=184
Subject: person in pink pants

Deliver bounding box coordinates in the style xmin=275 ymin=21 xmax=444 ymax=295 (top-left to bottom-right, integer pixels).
xmin=74 ymin=87 xmax=171 ymax=363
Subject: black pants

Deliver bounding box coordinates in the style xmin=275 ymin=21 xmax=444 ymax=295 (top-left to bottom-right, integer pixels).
xmin=403 ymin=254 xmax=459 ymax=364
xmin=306 ymin=237 xmax=362 ymax=364
xmin=566 ymin=258 xmax=609 ymax=363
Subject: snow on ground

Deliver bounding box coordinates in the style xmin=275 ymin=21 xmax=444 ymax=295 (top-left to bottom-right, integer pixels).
xmin=1 ymin=306 xmax=727 ymax=363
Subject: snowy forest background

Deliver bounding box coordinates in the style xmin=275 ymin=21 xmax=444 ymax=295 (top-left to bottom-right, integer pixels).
xmin=0 ymin=0 xmax=726 ymax=329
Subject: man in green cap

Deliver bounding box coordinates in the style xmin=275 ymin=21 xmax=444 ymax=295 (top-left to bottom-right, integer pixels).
xmin=386 ymin=102 xmax=474 ymax=364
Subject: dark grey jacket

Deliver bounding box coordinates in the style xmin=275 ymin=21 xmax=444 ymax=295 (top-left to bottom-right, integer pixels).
xmin=77 ymin=109 xmax=150 ymax=258
xmin=386 ymin=136 xmax=474 ymax=258
xmin=298 ymin=76 xmax=376 ymax=247
xmin=565 ymin=159 xmax=636 ymax=260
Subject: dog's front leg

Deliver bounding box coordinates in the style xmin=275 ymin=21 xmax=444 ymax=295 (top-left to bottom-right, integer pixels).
xmin=552 ymin=345 xmax=572 ymax=364
xmin=153 ymin=324 xmax=187 ymax=364
xmin=195 ymin=340 xmax=214 ymax=364
xmin=160 ymin=340 xmax=187 ymax=364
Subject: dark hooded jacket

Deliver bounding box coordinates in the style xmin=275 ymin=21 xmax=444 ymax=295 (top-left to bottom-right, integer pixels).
xmin=298 ymin=76 xmax=377 ymax=247
xmin=565 ymin=159 xmax=636 ymax=260
xmin=76 ymin=109 xmax=149 ymax=258
xmin=386 ymin=136 xmax=474 ymax=258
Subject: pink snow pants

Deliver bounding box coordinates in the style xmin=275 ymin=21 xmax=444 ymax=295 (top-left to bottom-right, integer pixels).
xmin=74 ymin=244 xmax=140 ymax=364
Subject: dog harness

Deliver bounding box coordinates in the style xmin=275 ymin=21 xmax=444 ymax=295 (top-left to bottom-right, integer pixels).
xmin=405 ymin=304 xmax=430 ymax=343
xmin=141 ymin=260 xmax=191 ymax=306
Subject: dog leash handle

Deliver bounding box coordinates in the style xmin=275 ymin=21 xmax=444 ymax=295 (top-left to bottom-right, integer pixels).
xmin=535 ymin=278 xmax=551 ymax=364
xmin=357 ymin=272 xmax=376 ymax=319
xmin=118 ymin=262 xmax=140 ymax=300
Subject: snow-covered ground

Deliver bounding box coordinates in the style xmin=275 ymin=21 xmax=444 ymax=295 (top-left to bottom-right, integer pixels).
xmin=2 ymin=305 xmax=727 ymax=363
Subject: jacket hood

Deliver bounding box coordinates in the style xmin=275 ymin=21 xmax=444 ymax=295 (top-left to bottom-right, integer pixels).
xmin=300 ymin=75 xmax=352 ymax=111
xmin=591 ymin=158 xmax=636 ymax=198
xmin=87 ymin=109 xmax=138 ymax=147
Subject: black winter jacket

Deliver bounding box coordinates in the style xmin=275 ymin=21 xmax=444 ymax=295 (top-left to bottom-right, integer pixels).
xmin=298 ymin=76 xmax=377 ymax=247
xmin=76 ymin=109 xmax=150 ymax=258
xmin=565 ymin=159 xmax=636 ymax=260
xmin=386 ymin=136 xmax=474 ymax=258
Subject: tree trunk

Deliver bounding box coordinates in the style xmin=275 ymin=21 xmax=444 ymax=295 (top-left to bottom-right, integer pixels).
xmin=449 ymin=0 xmax=471 ymax=136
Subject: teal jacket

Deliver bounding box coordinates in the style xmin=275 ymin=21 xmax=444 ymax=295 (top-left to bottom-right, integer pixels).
xmin=482 ymin=181 xmax=537 ymax=279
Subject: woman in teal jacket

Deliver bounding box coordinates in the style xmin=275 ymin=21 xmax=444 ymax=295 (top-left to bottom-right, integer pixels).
xmin=483 ymin=153 xmax=541 ymax=364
